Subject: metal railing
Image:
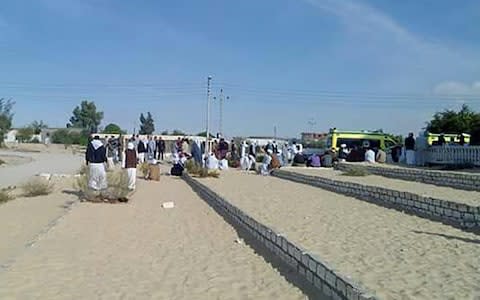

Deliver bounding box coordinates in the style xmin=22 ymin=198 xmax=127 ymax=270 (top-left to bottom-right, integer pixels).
xmin=425 ymin=146 xmax=480 ymax=166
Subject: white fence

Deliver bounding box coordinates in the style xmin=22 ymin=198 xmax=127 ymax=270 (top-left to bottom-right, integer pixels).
xmin=425 ymin=146 xmax=480 ymax=166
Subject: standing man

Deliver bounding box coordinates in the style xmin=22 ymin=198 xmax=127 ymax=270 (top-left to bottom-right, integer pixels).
xmin=86 ymin=136 xmax=108 ymax=191
xmin=230 ymin=140 xmax=237 ymax=160
xmin=123 ymin=142 xmax=137 ymax=190
xmin=404 ymin=132 xmax=416 ymax=165
xmin=137 ymin=136 xmax=147 ymax=163
xmin=147 ymin=136 xmax=156 ymax=161
xmin=153 ymin=136 xmax=158 ymax=160
xmin=157 ymin=137 xmax=166 ymax=160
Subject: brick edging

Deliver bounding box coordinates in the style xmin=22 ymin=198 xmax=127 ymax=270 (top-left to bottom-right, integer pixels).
xmin=272 ymin=170 xmax=480 ymax=231
xmin=182 ymin=173 xmax=378 ymax=300
xmin=336 ymin=163 xmax=480 ymax=191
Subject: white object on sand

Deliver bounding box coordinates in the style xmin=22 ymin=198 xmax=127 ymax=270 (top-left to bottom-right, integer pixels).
xmin=38 ymin=173 xmax=52 ymax=180
xmin=162 ymin=202 xmax=175 ymax=209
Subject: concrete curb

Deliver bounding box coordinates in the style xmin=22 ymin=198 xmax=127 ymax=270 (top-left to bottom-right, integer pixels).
xmin=272 ymin=170 xmax=480 ymax=231
xmin=336 ymin=163 xmax=480 ymax=191
xmin=183 ymin=173 xmax=379 ymax=300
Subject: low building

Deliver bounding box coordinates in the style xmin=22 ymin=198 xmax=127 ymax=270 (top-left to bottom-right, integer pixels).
xmin=301 ymin=132 xmax=327 ymax=143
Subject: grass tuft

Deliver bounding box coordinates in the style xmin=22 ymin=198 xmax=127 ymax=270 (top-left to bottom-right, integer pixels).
xmin=341 ymin=167 xmax=370 ymax=177
xmin=22 ymin=178 xmax=54 ymax=197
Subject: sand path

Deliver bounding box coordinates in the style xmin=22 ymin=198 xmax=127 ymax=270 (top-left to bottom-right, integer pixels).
xmin=287 ymin=167 xmax=480 ymax=206
xmin=0 ymin=174 xmax=306 ymax=300
xmin=197 ymin=171 xmax=480 ymax=299
xmin=0 ymin=150 xmax=84 ymax=188
xmin=0 ymin=180 xmax=77 ymax=267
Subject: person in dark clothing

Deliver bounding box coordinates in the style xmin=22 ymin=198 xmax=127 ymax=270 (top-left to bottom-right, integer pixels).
xmin=124 ymin=142 xmax=137 ymax=190
xmin=404 ymin=132 xmax=416 ymax=165
xmin=85 ymin=136 xmax=108 ymax=190
xmin=137 ymin=138 xmax=147 ymax=163
xmin=458 ymin=134 xmax=465 ymax=146
xmin=391 ymin=145 xmax=402 ymax=163
xmin=157 ymin=137 xmax=166 ymax=160
xmin=346 ymin=146 xmax=364 ymax=162
xmin=438 ymin=134 xmax=446 ymax=146
xmin=230 ymin=140 xmax=237 ymax=160
xmin=293 ymin=153 xmax=305 ymax=165
xmin=218 ymin=138 xmax=229 ymax=160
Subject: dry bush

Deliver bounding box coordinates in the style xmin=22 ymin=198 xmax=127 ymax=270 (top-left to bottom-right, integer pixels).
xmin=78 ymin=164 xmax=88 ymax=175
xmin=22 ymin=178 xmax=54 ymax=197
xmin=105 ymin=170 xmax=130 ymax=200
xmin=74 ymin=170 xmax=129 ymax=202
xmin=74 ymin=174 xmax=100 ymax=202
xmin=0 ymin=189 xmax=14 ymax=203
xmin=0 ymin=158 xmax=5 ymax=165
xmin=185 ymin=159 xmax=202 ymax=174
xmin=139 ymin=163 xmax=149 ymax=178
xmin=341 ymin=167 xmax=370 ymax=177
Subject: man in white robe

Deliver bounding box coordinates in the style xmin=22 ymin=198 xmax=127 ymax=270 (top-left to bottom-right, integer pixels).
xmin=86 ymin=136 xmax=108 ymax=191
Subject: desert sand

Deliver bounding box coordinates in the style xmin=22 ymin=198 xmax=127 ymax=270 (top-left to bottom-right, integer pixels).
xmin=197 ymin=171 xmax=480 ymax=300
xmin=0 ymin=148 xmax=84 ymax=188
xmin=0 ymin=172 xmax=307 ymax=299
xmin=287 ymin=167 xmax=480 ymax=206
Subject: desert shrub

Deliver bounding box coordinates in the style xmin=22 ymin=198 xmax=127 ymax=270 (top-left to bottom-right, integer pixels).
xmin=256 ymin=155 xmax=265 ymax=163
xmin=74 ymin=174 xmax=99 ymax=201
xmin=0 ymin=189 xmax=14 ymax=203
xmin=78 ymin=164 xmax=88 ymax=175
xmin=341 ymin=167 xmax=370 ymax=177
xmin=74 ymin=170 xmax=129 ymax=202
xmin=185 ymin=159 xmax=202 ymax=174
xmin=139 ymin=163 xmax=149 ymax=178
xmin=228 ymin=159 xmax=240 ymax=168
xmin=105 ymin=170 xmax=130 ymax=200
xmin=0 ymin=158 xmax=5 ymax=165
xmin=22 ymin=178 xmax=54 ymax=197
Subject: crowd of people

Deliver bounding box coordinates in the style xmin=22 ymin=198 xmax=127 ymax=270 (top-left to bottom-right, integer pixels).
xmin=86 ymin=130 xmax=460 ymax=194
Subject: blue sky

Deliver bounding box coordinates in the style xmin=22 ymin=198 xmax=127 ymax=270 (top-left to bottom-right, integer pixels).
xmin=1 ymin=0 xmax=479 ymax=137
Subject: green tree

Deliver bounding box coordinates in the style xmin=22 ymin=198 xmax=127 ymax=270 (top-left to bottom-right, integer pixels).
xmin=139 ymin=112 xmax=155 ymax=135
xmin=426 ymin=104 xmax=480 ymax=134
xmin=172 ymin=129 xmax=185 ymax=136
xmin=161 ymin=130 xmax=169 ymax=135
xmin=196 ymin=131 xmax=215 ymax=138
xmin=31 ymin=120 xmax=48 ymax=134
xmin=103 ymin=123 xmax=124 ymax=134
xmin=69 ymin=100 xmax=104 ymax=133
xmin=0 ymin=98 xmax=15 ymax=146
xmin=16 ymin=126 xmax=34 ymax=142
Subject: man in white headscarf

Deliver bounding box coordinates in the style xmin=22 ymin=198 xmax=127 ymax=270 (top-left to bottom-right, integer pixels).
xmin=123 ymin=142 xmax=137 ymax=190
xmin=86 ymin=136 xmax=108 ymax=191
xmin=206 ymin=152 xmax=219 ymax=170
xmin=260 ymin=149 xmax=273 ymax=176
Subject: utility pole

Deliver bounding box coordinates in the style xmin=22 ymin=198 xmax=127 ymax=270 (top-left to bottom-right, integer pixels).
xmin=274 ymin=125 xmax=277 ymax=140
xmin=213 ymin=88 xmax=230 ymax=138
xmin=205 ymin=76 xmax=212 ymax=157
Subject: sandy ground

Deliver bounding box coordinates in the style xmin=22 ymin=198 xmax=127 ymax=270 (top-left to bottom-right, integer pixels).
xmin=197 ymin=171 xmax=480 ymax=300
xmin=0 ymin=172 xmax=306 ymax=300
xmin=0 ymin=154 xmax=33 ymax=167
xmin=345 ymin=161 xmax=480 ymax=174
xmin=0 ymin=149 xmax=84 ymax=188
xmin=286 ymin=167 xmax=480 ymax=206
xmin=0 ymin=178 xmax=77 ymax=267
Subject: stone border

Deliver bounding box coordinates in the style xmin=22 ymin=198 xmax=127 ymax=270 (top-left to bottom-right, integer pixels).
xmin=336 ymin=163 xmax=480 ymax=191
xmin=272 ymin=170 xmax=480 ymax=231
xmin=183 ymin=173 xmax=378 ymax=300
